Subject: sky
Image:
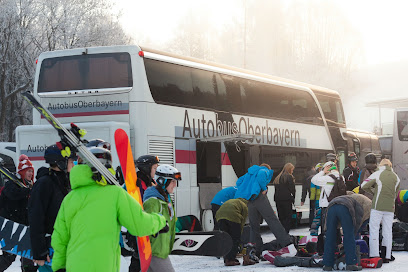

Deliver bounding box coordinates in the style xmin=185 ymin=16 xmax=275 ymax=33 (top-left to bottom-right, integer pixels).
xmin=113 ymin=0 xmax=408 ymax=133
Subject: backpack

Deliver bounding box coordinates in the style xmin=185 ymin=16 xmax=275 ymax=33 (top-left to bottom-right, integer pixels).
xmin=327 ymin=174 xmax=346 ymax=202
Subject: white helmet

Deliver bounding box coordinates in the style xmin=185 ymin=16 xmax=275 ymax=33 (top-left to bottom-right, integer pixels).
xmin=154 ymin=164 xmax=181 ymax=188
xmin=323 ymin=161 xmax=336 ymax=171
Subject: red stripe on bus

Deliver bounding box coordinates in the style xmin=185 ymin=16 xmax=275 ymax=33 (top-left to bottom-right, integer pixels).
xmin=221 ymin=152 xmax=231 ymax=165
xmin=28 ymin=156 xmax=44 ymax=161
xmin=175 ymin=150 xmax=196 ymax=164
xmin=41 ymin=110 xmax=129 ymax=118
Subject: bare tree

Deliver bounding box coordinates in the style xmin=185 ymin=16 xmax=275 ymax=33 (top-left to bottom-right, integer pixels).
xmin=0 ymin=0 xmax=130 ymax=141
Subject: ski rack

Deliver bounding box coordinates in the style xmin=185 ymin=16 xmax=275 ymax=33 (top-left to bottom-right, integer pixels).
xmin=22 ymin=91 xmax=120 ymax=187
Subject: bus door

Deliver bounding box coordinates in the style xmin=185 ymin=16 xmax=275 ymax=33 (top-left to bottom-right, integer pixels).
xmin=196 ymin=141 xmax=222 ymax=230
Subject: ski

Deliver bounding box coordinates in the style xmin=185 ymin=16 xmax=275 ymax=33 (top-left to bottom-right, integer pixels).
xmin=21 ymin=91 xmax=120 ymax=187
xmin=114 ymin=128 xmax=151 ymax=272
xmin=0 ymin=162 xmax=28 ymax=189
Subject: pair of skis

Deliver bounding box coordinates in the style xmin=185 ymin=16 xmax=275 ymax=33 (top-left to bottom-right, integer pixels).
xmin=0 ymin=163 xmax=28 ymax=189
xmin=22 ymin=92 xmax=152 ymax=272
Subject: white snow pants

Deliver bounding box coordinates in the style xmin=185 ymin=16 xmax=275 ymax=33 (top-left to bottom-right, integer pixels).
xmin=369 ymin=209 xmax=394 ymax=259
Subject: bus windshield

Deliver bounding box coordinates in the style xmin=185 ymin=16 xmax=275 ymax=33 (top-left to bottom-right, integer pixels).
xmin=397 ymin=111 xmax=408 ymax=141
xmin=37 ymin=53 xmax=133 ymax=93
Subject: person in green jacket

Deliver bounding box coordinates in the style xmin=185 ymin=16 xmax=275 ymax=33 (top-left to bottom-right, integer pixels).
xmin=143 ymin=164 xmax=181 ymax=272
xmin=361 ymin=158 xmax=400 ymax=262
xmin=216 ymin=198 xmax=251 ymax=266
xmin=51 ymin=147 xmax=167 ymax=272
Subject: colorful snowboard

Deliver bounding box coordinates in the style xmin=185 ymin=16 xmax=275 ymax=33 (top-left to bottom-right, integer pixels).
xmin=176 ymin=215 xmax=202 ymax=233
xmin=172 ymin=231 xmax=232 ymax=257
xmin=114 ymin=129 xmax=151 ymax=272
xmin=0 ymin=216 xmax=52 ymax=266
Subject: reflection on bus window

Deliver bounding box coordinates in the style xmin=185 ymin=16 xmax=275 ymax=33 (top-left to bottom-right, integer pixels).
xmin=397 ymin=111 xmax=408 ymax=141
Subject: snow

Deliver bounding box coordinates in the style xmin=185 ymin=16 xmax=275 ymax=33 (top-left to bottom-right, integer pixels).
xmin=3 ymin=226 xmax=408 ymax=271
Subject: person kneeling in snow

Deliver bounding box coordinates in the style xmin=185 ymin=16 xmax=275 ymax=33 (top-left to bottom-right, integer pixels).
xmin=51 ymin=146 xmax=167 ymax=272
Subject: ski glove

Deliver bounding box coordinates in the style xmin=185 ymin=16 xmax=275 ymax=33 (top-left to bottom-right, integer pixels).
xmin=152 ymin=222 xmax=169 ymax=238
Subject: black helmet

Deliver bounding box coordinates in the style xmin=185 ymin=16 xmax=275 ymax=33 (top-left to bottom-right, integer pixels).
xmin=326 ymin=153 xmax=338 ymax=162
xmin=44 ymin=144 xmax=68 ymax=171
xmin=86 ymin=139 xmax=111 ymax=150
xmin=365 ymin=153 xmax=376 ymax=164
xmin=136 ymin=155 xmax=160 ymax=174
xmin=348 ymin=152 xmax=358 ymax=162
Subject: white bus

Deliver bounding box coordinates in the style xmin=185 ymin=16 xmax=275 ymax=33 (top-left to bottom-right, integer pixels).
xmin=393 ymin=108 xmax=408 ymax=189
xmin=16 ymin=45 xmax=349 ymax=229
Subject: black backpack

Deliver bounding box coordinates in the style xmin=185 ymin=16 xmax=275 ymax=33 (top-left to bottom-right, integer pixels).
xmin=327 ymin=174 xmax=346 ymax=202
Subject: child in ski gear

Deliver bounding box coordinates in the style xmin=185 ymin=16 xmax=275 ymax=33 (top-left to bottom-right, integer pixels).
xmin=274 ymin=163 xmax=296 ymax=233
xmin=143 ymin=164 xmax=180 ymax=272
xmin=51 ymin=148 xmax=167 ymax=272
xmin=0 ymin=155 xmax=37 ymax=272
xmin=343 ymin=152 xmax=360 ymax=191
xmin=216 ymin=198 xmax=250 ymax=266
xmin=323 ymin=195 xmax=364 ymax=271
xmin=28 ymin=144 xmax=75 ymax=267
xmin=211 ymin=186 xmax=238 ymax=230
xmin=361 ymin=159 xmax=400 ymax=262
xmin=358 ymin=153 xmax=378 ymax=199
xmin=235 ymin=163 xmax=296 ymax=258
xmin=128 ymin=154 xmax=160 ymax=272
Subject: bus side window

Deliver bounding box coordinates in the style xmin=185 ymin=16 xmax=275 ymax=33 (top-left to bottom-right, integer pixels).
xmin=353 ymin=139 xmax=360 ymax=158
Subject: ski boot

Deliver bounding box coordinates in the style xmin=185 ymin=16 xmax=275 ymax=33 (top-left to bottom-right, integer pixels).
xmin=242 ymin=243 xmax=258 ymax=265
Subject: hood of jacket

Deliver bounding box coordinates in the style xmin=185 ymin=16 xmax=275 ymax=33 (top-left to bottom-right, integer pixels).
xmin=143 ymin=186 xmax=166 ymax=202
xmin=235 ymin=165 xmax=273 ymax=200
xmin=69 ymin=165 xmax=97 ymax=190
xmin=36 ymin=166 xmax=50 ymax=180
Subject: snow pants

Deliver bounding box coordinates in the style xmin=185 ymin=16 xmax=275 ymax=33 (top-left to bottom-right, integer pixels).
xmin=323 ymin=204 xmax=357 ymax=267
xmin=276 ymin=200 xmax=293 ymax=233
xmin=248 ymin=193 xmax=291 ymax=255
xmin=218 ymin=219 xmax=241 ymax=262
xmin=369 ymin=209 xmax=394 ymax=259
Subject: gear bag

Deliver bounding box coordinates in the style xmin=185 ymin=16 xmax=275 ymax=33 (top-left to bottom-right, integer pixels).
xmin=326 ymin=174 xmax=346 ymax=202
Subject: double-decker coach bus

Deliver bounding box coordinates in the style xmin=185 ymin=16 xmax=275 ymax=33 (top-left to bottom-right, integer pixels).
xmin=16 ymin=45 xmax=349 ymax=229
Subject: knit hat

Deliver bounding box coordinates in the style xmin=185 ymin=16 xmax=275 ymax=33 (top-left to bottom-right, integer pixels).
xmin=18 ymin=154 xmax=34 ymax=181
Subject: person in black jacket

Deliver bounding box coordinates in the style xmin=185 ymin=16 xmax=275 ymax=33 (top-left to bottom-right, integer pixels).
xmin=128 ymin=155 xmax=160 ymax=272
xmin=273 ymin=163 xmax=296 ymax=233
xmin=28 ymin=145 xmax=75 ymax=268
xmin=343 ymin=152 xmax=360 ymax=191
xmin=0 ymin=155 xmax=37 ymax=272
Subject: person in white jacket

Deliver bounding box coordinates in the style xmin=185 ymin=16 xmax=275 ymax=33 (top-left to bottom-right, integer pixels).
xmin=311 ymin=161 xmax=340 ymax=234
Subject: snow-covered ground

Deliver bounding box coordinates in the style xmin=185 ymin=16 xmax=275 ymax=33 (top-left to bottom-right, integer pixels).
xmin=4 ymin=226 xmax=408 ymax=271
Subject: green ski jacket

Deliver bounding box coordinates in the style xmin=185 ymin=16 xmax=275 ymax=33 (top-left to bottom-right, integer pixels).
xmin=51 ymin=165 xmax=166 ymax=272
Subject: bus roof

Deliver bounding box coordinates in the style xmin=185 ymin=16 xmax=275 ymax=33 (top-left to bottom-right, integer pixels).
xmin=141 ymin=46 xmax=341 ymax=98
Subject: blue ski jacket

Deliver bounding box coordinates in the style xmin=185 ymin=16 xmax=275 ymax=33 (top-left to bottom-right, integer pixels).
xmin=234 ymin=165 xmax=274 ymax=201
xmin=211 ymin=186 xmax=238 ymax=206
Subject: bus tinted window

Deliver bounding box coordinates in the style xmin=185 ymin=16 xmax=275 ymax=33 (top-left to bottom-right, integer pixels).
xmin=38 ymin=53 xmax=133 ymax=93
xmin=145 ymin=59 xmax=323 ymax=125
xmin=315 ymin=94 xmax=346 ymax=126
xmin=397 ymin=111 xmax=408 ymax=141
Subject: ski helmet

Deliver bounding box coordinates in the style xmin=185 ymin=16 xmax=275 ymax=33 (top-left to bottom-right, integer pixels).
xmin=154 ymin=164 xmax=181 ymax=189
xmin=348 ymin=152 xmax=358 ymax=162
xmin=365 ymin=153 xmax=377 ymax=164
xmin=136 ymin=155 xmax=160 ymax=174
xmin=86 ymin=139 xmax=111 ymax=151
xmin=44 ymin=144 xmax=69 ymax=171
xmin=326 ymin=153 xmax=338 ymax=162
xmin=88 ymin=147 xmax=112 ymax=169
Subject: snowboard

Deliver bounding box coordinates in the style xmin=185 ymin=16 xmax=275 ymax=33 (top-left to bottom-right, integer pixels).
xmin=171 ymin=231 xmax=232 ymax=257
xmin=114 ymin=128 xmax=151 ymax=272
xmin=0 ymin=216 xmax=52 ymax=266
xmin=176 ymin=215 xmax=202 ymax=233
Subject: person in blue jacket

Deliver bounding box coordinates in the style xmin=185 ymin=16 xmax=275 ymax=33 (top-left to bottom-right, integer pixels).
xmin=211 ymin=186 xmax=238 ymax=230
xmin=234 ymin=163 xmax=296 ymax=258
